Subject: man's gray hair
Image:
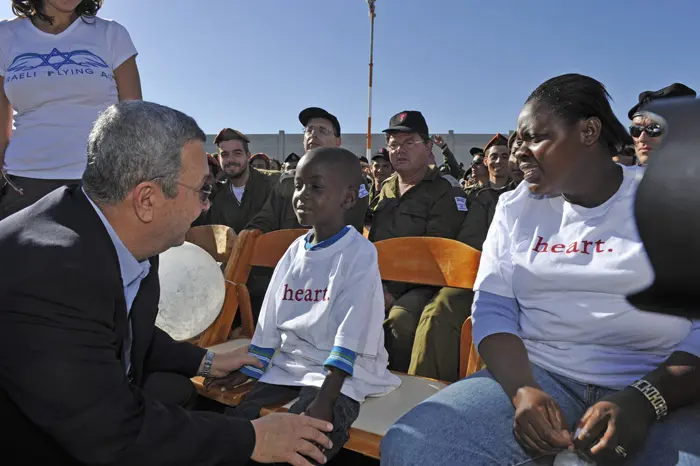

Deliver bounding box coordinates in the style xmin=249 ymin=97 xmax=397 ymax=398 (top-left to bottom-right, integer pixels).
xmin=82 ymin=101 xmax=206 ymax=205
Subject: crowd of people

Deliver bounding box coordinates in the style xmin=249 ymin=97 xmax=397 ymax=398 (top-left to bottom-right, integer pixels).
xmin=0 ymin=1 xmax=698 ymax=466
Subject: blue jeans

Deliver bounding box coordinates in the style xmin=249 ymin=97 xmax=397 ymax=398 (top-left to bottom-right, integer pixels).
xmin=381 ymin=364 xmax=700 ymax=465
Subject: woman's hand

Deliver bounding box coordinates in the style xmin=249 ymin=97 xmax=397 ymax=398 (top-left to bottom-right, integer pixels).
xmin=513 ymin=386 xmax=572 ymax=455
xmin=573 ymin=389 xmax=655 ymax=464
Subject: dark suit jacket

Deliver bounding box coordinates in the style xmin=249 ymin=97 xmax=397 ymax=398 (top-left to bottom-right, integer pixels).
xmin=0 ymin=186 xmax=255 ymax=466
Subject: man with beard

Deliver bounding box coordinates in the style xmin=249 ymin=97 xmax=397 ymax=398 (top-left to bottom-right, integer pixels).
xmin=245 ymin=107 xmax=369 ymax=233
xmin=202 ymin=128 xmax=279 ymax=233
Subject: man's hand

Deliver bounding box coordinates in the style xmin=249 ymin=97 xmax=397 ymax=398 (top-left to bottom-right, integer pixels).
xmin=432 ymin=135 xmax=447 ymax=149
xmin=573 ymin=389 xmax=655 ymax=464
xmin=251 ymin=413 xmax=333 ymax=466
xmin=199 ymin=344 xmax=263 ymax=378
xmin=512 ymin=386 xmax=572 ymax=456
xmin=304 ymin=398 xmax=334 ymax=424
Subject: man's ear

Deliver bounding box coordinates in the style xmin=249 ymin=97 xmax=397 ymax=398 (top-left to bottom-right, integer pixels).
xmin=131 ymin=181 xmax=159 ymax=223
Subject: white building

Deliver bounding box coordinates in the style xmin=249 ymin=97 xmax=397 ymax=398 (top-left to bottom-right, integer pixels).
xmin=205 ymin=130 xmax=513 ymax=167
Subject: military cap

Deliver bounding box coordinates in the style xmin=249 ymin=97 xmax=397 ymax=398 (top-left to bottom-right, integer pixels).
xmin=628 ymin=83 xmax=696 ymax=119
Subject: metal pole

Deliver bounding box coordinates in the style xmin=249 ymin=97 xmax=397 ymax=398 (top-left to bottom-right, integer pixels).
xmin=366 ymin=0 xmax=376 ymax=160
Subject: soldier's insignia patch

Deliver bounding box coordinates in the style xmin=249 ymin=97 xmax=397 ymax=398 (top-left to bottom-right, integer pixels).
xmin=455 ymin=196 xmax=468 ymax=212
xmin=359 ymin=184 xmax=369 ymax=198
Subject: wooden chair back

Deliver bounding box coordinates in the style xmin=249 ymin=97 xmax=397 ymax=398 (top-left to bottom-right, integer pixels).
xmin=223 ymin=229 xmax=309 ymax=340
xmin=459 ymin=317 xmax=484 ymax=378
xmin=374 ymin=236 xmax=480 ymax=289
xmin=374 ymin=237 xmax=483 ymax=381
xmin=181 ymin=224 xmax=243 ymax=347
xmin=185 ymin=224 xmax=236 ymax=264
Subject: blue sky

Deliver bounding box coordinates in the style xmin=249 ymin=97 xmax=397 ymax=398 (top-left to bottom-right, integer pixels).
xmin=3 ymin=0 xmax=699 ymax=135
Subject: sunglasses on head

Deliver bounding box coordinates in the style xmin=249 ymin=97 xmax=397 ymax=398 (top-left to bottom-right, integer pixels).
xmin=629 ymin=124 xmax=664 ymax=138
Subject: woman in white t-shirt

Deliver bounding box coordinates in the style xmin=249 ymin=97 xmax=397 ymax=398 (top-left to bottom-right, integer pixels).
xmin=381 ymin=74 xmax=700 ymax=466
xmin=0 ymin=0 xmax=141 ymax=219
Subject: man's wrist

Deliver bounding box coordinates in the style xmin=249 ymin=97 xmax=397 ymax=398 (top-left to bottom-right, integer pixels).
xmin=198 ymin=350 xmax=215 ymax=377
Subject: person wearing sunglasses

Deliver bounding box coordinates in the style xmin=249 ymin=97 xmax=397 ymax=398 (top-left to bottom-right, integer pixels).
xmin=628 ymin=83 xmax=696 ymax=166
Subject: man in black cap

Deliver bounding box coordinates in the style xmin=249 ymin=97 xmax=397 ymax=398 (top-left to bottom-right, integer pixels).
xmin=367 ymin=148 xmax=393 ymax=213
xmin=246 ymin=107 xmax=368 ymax=233
xmin=629 ymin=83 xmax=696 ymax=166
xmin=282 ymin=152 xmax=301 ymax=172
xmin=463 ymin=151 xmax=489 ymax=200
xmin=369 ymin=110 xmax=468 ymax=373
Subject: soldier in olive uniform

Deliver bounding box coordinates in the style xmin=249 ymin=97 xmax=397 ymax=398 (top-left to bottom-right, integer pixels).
xmin=281 ymin=152 xmax=301 ymax=173
xmin=367 ymin=148 xmax=393 ymax=217
xmin=245 ymin=107 xmax=369 ymax=233
xmin=432 ymin=135 xmax=465 ymax=179
xmin=370 ymin=110 xmax=468 ymax=373
xmin=409 ymin=133 xmax=516 ymax=382
xmin=201 ymin=128 xmax=280 ymax=233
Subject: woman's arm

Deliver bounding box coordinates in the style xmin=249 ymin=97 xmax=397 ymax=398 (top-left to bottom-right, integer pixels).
xmin=471 ymin=195 xmax=573 ymax=454
xmin=0 ymin=79 xmax=12 ymax=168
xmin=479 ymin=333 xmax=539 ymax=399
xmin=114 ymin=55 xmax=142 ymax=101
xmin=574 ymin=324 xmax=700 ymax=461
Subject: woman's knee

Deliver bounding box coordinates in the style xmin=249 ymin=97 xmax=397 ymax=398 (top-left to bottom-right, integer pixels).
xmin=380 ymin=373 xmax=516 ymax=463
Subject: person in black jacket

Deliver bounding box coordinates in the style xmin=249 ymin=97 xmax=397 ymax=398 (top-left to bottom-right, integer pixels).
xmin=0 ymin=101 xmax=332 ymax=466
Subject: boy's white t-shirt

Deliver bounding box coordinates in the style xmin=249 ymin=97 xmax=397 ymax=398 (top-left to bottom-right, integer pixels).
xmin=248 ymin=228 xmax=401 ymax=402
xmin=0 ymin=17 xmax=137 ymax=179
xmin=473 ymin=165 xmax=697 ymax=389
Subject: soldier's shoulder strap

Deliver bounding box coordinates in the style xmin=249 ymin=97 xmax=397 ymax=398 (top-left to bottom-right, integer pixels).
xmin=440 ymin=173 xmax=461 ymax=188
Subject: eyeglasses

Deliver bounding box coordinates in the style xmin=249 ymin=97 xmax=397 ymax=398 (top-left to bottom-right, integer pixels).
xmin=149 ymin=176 xmax=212 ymax=204
xmin=178 ymin=182 xmax=213 ymax=204
xmin=387 ymin=139 xmax=425 ymax=151
xmin=629 ymin=124 xmax=664 ymax=138
xmin=304 ymin=125 xmax=334 ymax=136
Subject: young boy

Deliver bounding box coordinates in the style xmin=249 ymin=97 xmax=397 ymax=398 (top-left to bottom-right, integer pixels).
xmin=209 ymin=147 xmax=400 ymax=463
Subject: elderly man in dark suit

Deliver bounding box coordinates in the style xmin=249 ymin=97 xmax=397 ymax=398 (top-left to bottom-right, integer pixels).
xmin=0 ymin=101 xmax=332 ymax=466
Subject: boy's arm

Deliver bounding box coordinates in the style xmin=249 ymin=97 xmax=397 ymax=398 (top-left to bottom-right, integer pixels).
xmin=304 ymin=367 xmax=349 ymax=423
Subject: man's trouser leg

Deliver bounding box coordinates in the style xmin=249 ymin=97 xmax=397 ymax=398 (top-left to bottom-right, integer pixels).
xmin=384 ymin=287 xmax=437 ymax=373
xmin=408 ymin=287 xmax=474 ymax=382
